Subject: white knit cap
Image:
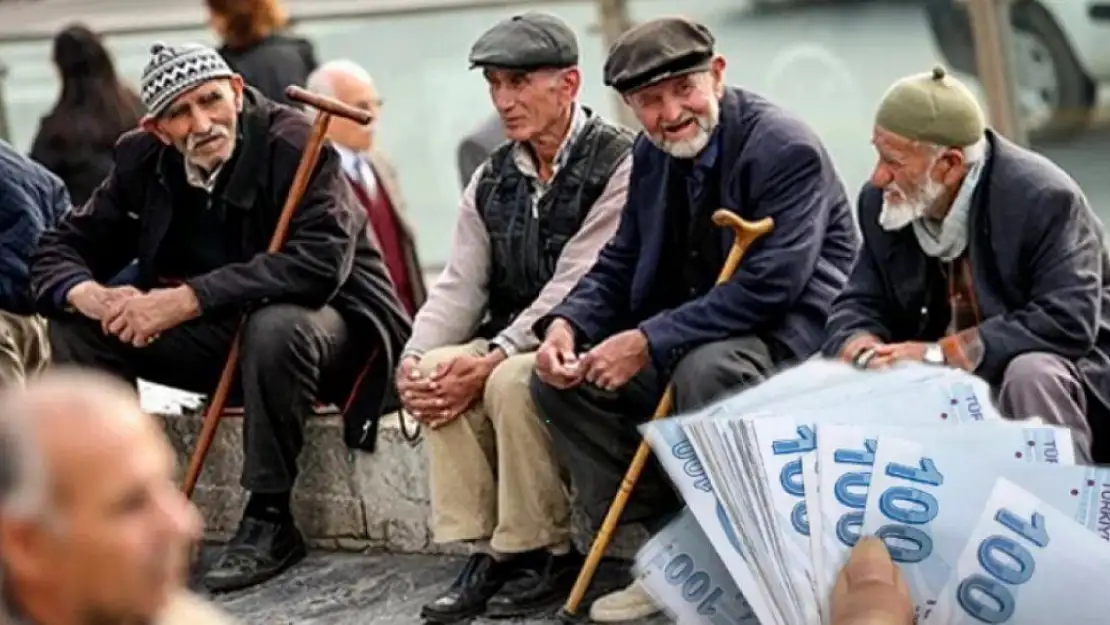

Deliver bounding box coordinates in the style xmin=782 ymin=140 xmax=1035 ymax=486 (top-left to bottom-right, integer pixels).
xmin=140 ymin=42 xmax=235 ymax=116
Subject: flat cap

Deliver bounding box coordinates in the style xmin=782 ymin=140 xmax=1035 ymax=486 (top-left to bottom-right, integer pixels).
xmin=875 ymin=65 xmax=986 ymax=147
xmin=468 ymin=12 xmax=578 ymax=71
xmin=603 ymin=17 xmax=715 ymax=93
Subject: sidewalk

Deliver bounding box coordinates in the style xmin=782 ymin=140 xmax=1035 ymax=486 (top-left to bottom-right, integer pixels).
xmin=204 ymin=549 xmax=669 ymax=625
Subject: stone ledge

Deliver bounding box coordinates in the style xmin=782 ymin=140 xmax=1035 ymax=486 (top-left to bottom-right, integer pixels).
xmin=157 ymin=409 xmax=645 ymax=557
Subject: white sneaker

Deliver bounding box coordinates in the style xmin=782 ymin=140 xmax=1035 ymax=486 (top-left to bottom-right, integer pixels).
xmin=588 ymin=581 xmax=661 ymax=622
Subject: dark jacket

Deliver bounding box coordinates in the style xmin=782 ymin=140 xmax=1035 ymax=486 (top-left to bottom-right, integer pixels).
xmin=0 ymin=139 xmax=70 ymax=314
xmin=823 ymin=131 xmax=1110 ymax=449
xmin=540 ymin=87 xmax=859 ymax=372
xmin=30 ymin=88 xmax=411 ymax=451
xmin=218 ymin=33 xmax=317 ymax=108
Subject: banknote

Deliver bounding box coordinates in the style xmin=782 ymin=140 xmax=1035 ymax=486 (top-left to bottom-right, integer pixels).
xmin=860 ymin=435 xmax=1094 ymax=621
xmin=642 ymin=419 xmax=779 ymax=625
xmin=808 ymin=418 xmax=1043 ymax=615
xmin=643 ymin=359 xmax=962 ymax=625
xmin=799 ymin=453 xmax=826 ymax=625
xmin=750 ymin=374 xmax=1000 ymax=621
xmin=635 ymin=508 xmax=757 ymax=625
xmin=927 ymin=478 xmax=1110 ymax=624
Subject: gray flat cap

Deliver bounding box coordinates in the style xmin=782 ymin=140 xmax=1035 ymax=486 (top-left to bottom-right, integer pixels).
xmin=468 ymin=12 xmax=579 ymax=71
xmin=603 ymin=17 xmax=715 ymax=93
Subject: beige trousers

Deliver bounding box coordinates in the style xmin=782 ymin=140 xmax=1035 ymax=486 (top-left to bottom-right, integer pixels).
xmin=420 ymin=340 xmax=570 ymax=553
xmin=0 ymin=311 xmax=49 ymax=390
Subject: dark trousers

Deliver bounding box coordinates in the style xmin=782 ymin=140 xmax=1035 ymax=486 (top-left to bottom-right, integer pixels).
xmin=48 ymin=304 xmax=353 ymax=494
xmin=530 ymin=335 xmax=783 ymax=532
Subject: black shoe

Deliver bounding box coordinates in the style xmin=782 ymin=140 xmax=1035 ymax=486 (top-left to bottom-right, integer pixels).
xmin=202 ymin=516 xmax=307 ymax=593
xmin=421 ymin=553 xmax=513 ymax=623
xmin=486 ymin=549 xmax=584 ymax=619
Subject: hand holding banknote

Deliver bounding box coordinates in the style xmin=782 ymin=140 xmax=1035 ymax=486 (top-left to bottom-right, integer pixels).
xmin=830 ymin=538 xmax=912 ymax=625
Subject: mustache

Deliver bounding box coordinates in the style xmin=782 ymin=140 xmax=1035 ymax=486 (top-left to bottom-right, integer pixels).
xmin=185 ymin=126 xmax=230 ymax=151
xmin=661 ymin=114 xmax=709 ymax=133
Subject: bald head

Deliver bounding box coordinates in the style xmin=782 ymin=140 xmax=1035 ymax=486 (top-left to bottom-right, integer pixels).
xmin=0 ymin=368 xmax=150 ymax=518
xmin=306 ymin=59 xmax=380 ymax=152
xmin=0 ymin=368 xmax=201 ymax=624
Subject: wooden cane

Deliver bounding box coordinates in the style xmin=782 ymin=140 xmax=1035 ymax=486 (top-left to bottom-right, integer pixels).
xmin=181 ymin=86 xmax=373 ymax=497
xmin=560 ymin=210 xmax=775 ymax=618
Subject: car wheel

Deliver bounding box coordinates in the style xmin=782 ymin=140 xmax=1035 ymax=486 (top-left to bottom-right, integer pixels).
xmin=1010 ymin=1 xmax=1097 ymax=141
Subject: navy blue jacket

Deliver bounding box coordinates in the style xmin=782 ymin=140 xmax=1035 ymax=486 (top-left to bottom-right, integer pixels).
xmin=539 ymin=87 xmax=859 ymax=372
xmin=0 ymin=140 xmax=69 ymax=314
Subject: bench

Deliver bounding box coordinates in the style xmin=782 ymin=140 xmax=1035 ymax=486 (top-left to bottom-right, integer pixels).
xmin=156 ymin=406 xmax=647 ymax=557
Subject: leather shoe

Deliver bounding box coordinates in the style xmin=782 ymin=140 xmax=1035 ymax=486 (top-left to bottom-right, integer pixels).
xmin=486 ymin=549 xmax=584 ymax=618
xmin=202 ymin=516 xmax=306 ymax=593
xmin=421 ymin=553 xmax=511 ymax=623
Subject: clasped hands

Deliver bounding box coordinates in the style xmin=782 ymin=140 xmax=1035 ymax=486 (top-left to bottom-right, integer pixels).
xmin=66 ymin=280 xmax=200 ymax=347
xmin=397 ymin=351 xmax=505 ymax=429
xmin=535 ymin=320 xmax=650 ymax=391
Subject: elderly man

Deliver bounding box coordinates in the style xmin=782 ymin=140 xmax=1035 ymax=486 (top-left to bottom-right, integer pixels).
xmin=0 ymin=369 xmax=237 ymax=625
xmin=0 ymin=139 xmax=67 ymax=389
xmin=30 ymin=42 xmax=411 ymax=592
xmin=399 ymin=12 xmax=633 ymax=623
xmin=306 ymin=59 xmax=427 ymax=316
xmin=530 ymin=17 xmax=859 ymax=621
xmin=824 ymin=66 xmax=1110 ymax=463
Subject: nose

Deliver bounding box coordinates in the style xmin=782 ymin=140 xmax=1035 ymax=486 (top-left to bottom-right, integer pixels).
xmin=491 ymin=86 xmax=515 ymax=115
xmin=660 ymin=96 xmax=685 ymax=127
xmin=870 ymin=162 xmax=893 ymax=189
xmin=161 ymin=489 xmax=203 ymax=542
xmin=188 ymin=109 xmax=213 ymax=136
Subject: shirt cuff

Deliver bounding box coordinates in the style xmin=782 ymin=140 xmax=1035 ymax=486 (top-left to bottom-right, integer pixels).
xmin=489 ymin=336 xmax=519 ymax=358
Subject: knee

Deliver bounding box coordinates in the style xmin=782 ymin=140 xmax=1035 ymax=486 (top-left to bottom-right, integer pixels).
xmin=241 ymin=304 xmax=316 ymax=368
xmin=45 ymin=315 xmax=98 ymax=362
xmin=1001 ymin=352 xmax=1076 ymax=390
xmin=483 ymin=354 xmax=536 ymax=420
xmin=529 ymin=370 xmax=561 ymax=422
xmin=671 ymin=340 xmax=760 ymax=400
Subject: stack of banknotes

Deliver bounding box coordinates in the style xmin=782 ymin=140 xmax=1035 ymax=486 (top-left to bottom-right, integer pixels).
xmin=632 ymin=360 xmax=1110 ymax=625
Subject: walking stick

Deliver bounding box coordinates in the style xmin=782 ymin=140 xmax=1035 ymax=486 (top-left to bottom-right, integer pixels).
xmin=181 ymin=85 xmax=373 ymax=498
xmin=560 ymin=209 xmax=775 ymax=619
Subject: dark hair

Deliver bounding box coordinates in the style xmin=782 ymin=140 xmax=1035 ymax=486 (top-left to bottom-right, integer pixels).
xmin=41 ymin=25 xmax=143 ymax=147
xmin=30 ymin=24 xmax=145 ymax=205
xmin=206 ymin=0 xmax=289 ymax=49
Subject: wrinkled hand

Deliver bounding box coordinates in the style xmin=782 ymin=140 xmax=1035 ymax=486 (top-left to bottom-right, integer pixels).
xmin=103 ymin=286 xmax=200 ymax=347
xmin=870 ymin=342 xmax=929 ymax=368
xmin=581 ymin=329 xmax=649 ymax=391
xmin=400 ymin=354 xmax=496 ymax=429
xmin=830 ymin=537 xmax=913 ymax=625
xmin=840 ymin=333 xmax=884 ymax=368
xmin=65 ymin=281 xmax=142 ymax=321
xmin=535 ymin=319 xmax=584 ymax=389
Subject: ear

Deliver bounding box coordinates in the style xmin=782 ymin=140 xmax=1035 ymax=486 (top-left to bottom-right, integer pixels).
xmin=140 ymin=115 xmax=172 ymax=146
xmin=709 ymin=55 xmax=727 ymax=94
xmin=229 ymin=75 xmax=245 ymax=112
xmin=0 ymin=520 xmax=51 ymax=581
xmin=563 ymin=67 xmax=582 ymax=98
xmin=936 ymin=147 xmax=967 ymax=186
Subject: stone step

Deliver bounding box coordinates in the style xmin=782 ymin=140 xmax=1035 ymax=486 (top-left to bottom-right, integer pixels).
xmin=157 ymin=409 xmax=646 ymax=557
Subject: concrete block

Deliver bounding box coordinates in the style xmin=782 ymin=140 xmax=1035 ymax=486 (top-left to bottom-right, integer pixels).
xmin=157 ymin=409 xmax=643 ymax=558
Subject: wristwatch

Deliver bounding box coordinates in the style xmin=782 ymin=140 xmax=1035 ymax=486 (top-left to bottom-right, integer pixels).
xmin=923 ymin=343 xmax=945 ymax=365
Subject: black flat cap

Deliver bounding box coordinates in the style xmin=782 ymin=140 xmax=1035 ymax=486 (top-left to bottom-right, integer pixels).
xmin=468 ymin=12 xmax=579 ymax=71
xmin=603 ymin=17 xmax=715 ymax=93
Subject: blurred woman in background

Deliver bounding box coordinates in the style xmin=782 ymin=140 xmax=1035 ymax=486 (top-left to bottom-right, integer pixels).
xmin=30 ymin=24 xmax=145 ymax=207
xmin=205 ymin=0 xmax=318 ymax=107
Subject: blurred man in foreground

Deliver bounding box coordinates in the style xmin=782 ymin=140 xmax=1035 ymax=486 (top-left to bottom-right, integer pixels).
xmin=0 ymin=368 xmax=237 ymax=625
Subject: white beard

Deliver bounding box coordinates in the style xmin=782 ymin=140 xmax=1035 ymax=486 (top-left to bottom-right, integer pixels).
xmin=646 ymin=97 xmax=720 ymax=159
xmin=878 ymin=176 xmax=947 ymax=231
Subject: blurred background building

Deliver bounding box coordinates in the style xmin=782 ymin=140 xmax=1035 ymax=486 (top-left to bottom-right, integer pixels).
xmin=0 ymin=0 xmax=1107 ymax=276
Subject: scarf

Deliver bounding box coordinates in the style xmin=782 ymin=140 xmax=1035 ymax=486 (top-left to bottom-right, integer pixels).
xmin=912 ymin=143 xmax=988 ymax=261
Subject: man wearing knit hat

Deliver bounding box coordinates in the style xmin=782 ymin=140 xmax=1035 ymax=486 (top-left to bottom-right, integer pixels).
xmin=30 ymin=42 xmax=412 ymax=592
xmin=825 ymin=66 xmax=1110 ymax=464
xmin=530 ymin=16 xmax=859 ymax=621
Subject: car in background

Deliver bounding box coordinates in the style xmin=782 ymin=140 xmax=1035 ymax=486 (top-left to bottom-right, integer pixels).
xmin=926 ymin=0 xmax=1110 ymax=140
